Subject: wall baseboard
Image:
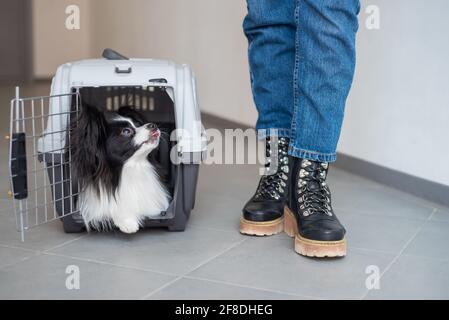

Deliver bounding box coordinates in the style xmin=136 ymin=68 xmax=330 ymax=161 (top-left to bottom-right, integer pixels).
xmin=202 ymin=112 xmax=449 ymax=208
xmin=202 ymin=112 xmax=252 ymax=130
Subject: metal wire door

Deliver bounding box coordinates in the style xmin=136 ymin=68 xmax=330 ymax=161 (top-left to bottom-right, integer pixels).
xmin=8 ymin=87 xmax=81 ymax=241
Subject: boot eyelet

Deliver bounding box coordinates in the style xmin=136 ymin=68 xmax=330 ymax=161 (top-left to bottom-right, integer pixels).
xmin=299 ymin=169 xmax=309 ymax=178
xmin=302 ymin=160 xmax=311 ymax=168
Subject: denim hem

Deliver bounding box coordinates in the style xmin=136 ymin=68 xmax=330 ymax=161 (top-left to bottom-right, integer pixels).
xmin=257 ymin=128 xmax=291 ymax=140
xmin=288 ymin=146 xmax=337 ymax=163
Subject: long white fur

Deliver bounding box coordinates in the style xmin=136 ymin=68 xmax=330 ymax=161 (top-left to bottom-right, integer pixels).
xmin=79 ymin=119 xmax=170 ymax=233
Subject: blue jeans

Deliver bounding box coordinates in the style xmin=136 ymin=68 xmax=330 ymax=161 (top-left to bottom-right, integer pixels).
xmin=243 ymin=0 xmax=360 ymax=162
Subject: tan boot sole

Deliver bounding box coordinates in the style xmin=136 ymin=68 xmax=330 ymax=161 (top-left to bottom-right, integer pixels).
xmin=239 ymin=216 xmax=284 ymax=236
xmin=284 ymin=207 xmax=347 ymax=258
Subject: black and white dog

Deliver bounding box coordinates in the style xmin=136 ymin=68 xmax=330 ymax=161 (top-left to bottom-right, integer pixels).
xmin=71 ymin=104 xmax=170 ymax=233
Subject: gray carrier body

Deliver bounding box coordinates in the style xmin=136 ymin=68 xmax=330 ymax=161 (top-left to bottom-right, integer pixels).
xmin=10 ymin=49 xmax=206 ymax=237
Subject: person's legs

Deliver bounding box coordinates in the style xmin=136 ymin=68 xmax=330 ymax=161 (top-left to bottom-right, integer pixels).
xmin=285 ymin=0 xmax=360 ymax=257
xmin=243 ymin=0 xmax=296 ymax=139
xmin=240 ymin=0 xmax=360 ymax=249
xmin=240 ymin=0 xmax=295 ymax=236
xmin=289 ymin=0 xmax=360 ymax=162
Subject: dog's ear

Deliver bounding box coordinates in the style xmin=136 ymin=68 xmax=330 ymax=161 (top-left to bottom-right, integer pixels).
xmin=71 ymin=103 xmax=109 ymax=189
xmin=118 ymin=106 xmax=148 ymax=126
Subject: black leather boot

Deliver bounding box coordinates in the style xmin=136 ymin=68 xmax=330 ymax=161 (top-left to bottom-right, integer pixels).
xmin=284 ymin=157 xmax=347 ymax=257
xmin=240 ymin=137 xmax=289 ymax=236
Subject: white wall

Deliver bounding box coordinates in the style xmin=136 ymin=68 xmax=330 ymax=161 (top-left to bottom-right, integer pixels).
xmin=89 ymin=0 xmax=257 ymax=126
xmin=32 ymin=0 xmax=93 ymax=78
xmin=339 ymin=0 xmax=449 ymax=186
xmin=32 ymin=0 xmax=449 ymax=186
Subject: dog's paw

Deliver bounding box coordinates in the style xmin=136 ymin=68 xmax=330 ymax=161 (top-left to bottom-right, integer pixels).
xmin=116 ymin=219 xmax=140 ymax=234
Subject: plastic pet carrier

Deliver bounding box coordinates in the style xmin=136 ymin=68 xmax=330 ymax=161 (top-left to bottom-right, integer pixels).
xmin=8 ymin=49 xmax=206 ymax=240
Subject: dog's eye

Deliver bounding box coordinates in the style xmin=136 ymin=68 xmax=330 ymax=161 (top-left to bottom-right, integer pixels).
xmin=121 ymin=128 xmax=134 ymax=137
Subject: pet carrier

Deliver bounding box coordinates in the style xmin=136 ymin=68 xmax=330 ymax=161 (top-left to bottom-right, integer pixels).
xmin=9 ymin=49 xmax=206 ymax=240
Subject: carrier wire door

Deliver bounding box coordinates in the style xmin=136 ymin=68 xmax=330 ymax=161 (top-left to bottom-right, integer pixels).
xmin=8 ymin=87 xmax=81 ymax=241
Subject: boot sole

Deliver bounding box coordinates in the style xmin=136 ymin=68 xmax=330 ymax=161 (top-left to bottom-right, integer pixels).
xmin=239 ymin=217 xmax=284 ymax=236
xmin=284 ymin=207 xmax=347 ymax=258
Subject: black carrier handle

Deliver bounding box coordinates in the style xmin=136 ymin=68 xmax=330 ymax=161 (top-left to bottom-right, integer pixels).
xmin=10 ymin=133 xmax=28 ymax=199
xmin=102 ymin=48 xmax=129 ymax=60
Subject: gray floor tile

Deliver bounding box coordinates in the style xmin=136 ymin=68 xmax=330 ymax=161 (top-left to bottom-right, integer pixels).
xmin=197 ymin=163 xmax=259 ymax=201
xmin=403 ymin=220 xmax=449 ymax=260
xmin=48 ymin=225 xmax=245 ymax=276
xmin=190 ymin=163 xmax=260 ymax=232
xmin=0 ymin=199 xmax=13 ymax=215
xmin=0 ymin=246 xmax=37 ymax=269
xmin=331 ymin=183 xmax=434 ymax=220
xmin=365 ymin=254 xmax=449 ymax=299
xmin=338 ymin=211 xmax=424 ymax=254
xmin=326 ymin=168 xmax=383 ymax=190
xmin=380 ymin=186 xmax=448 ymax=214
xmin=431 ymin=206 xmax=449 ymax=222
xmin=0 ymin=210 xmax=84 ymax=251
xmin=0 ymin=180 xmax=12 ymax=200
xmin=149 ymin=277 xmax=305 ymax=300
xmin=189 ymin=193 xmax=242 ymax=232
xmin=189 ymin=236 xmax=395 ymax=299
xmin=0 ymin=254 xmax=174 ymax=299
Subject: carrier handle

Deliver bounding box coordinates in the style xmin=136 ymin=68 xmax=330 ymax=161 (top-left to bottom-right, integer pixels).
xmin=102 ymin=48 xmax=129 ymax=60
xmin=10 ymin=132 xmax=28 ymax=199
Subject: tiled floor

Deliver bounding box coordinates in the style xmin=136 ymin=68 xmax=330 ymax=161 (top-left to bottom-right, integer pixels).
xmin=0 ymin=82 xmax=448 ymax=299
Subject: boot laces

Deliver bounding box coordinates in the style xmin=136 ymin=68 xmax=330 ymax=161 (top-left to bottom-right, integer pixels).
xmin=297 ymin=160 xmax=332 ymax=217
xmin=255 ymin=137 xmax=289 ymax=200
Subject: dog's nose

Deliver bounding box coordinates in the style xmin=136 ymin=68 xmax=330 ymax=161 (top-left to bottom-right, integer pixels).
xmin=145 ymin=123 xmax=157 ymax=130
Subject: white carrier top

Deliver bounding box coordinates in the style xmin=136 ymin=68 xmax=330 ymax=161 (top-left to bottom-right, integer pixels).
xmin=37 ymin=57 xmax=207 ymax=162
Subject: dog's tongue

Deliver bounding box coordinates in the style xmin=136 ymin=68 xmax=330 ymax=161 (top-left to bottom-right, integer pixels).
xmin=150 ymin=129 xmax=160 ymax=137
xmin=146 ymin=130 xmax=160 ymax=143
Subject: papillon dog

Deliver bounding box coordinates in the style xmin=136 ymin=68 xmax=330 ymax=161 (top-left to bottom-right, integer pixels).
xmin=71 ymin=104 xmax=171 ymax=233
